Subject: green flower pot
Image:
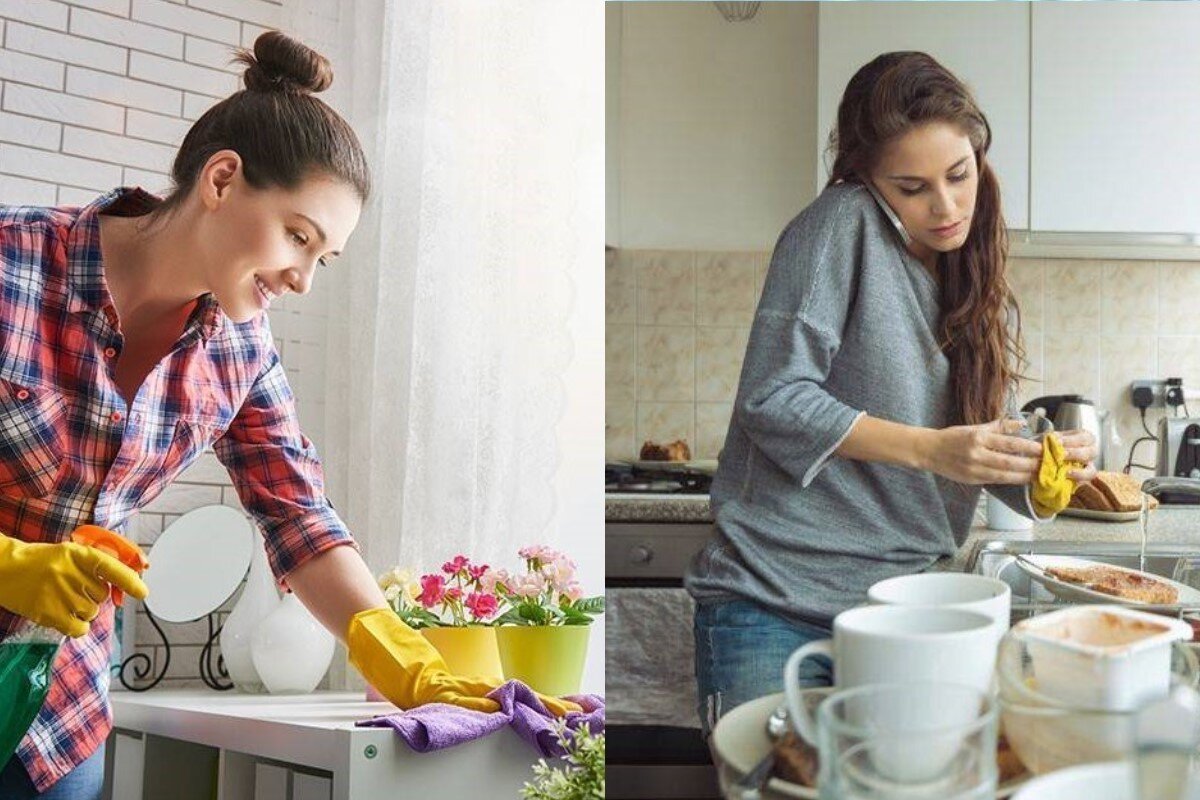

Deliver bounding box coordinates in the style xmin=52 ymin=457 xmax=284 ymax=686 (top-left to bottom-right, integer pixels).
xmin=496 ymin=624 xmax=590 ymax=696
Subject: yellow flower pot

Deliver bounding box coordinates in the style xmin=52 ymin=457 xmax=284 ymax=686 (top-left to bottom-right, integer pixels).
xmin=496 ymin=624 xmax=590 ymax=697
xmin=420 ymin=626 xmax=503 ymax=680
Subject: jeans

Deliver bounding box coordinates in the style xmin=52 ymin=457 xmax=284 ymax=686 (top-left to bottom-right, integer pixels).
xmin=0 ymin=744 xmax=105 ymax=800
xmin=694 ymin=598 xmax=833 ymax=737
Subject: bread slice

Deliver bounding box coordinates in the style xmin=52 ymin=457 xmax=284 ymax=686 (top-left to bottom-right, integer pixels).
xmin=1092 ymin=471 xmax=1146 ymax=512
xmin=638 ymin=439 xmax=691 ymax=462
xmin=1071 ymin=481 xmax=1112 ymax=511
xmin=1045 ymin=564 xmax=1178 ymax=604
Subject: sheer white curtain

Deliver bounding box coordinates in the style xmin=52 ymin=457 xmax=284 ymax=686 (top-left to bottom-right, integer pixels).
xmin=286 ymin=0 xmax=603 ymax=677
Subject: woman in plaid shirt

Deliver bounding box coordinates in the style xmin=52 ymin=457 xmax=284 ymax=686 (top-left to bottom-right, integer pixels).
xmin=0 ymin=31 xmax=576 ymax=799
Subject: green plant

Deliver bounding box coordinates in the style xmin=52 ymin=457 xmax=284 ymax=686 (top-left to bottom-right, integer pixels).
xmin=492 ymin=545 xmax=606 ymax=627
xmin=522 ymin=721 xmax=605 ymax=800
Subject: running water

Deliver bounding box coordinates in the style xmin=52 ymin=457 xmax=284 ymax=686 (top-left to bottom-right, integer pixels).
xmin=1139 ymin=491 xmax=1149 ymax=574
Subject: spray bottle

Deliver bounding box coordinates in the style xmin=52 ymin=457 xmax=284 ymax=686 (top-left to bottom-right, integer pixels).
xmin=0 ymin=526 xmax=148 ymax=763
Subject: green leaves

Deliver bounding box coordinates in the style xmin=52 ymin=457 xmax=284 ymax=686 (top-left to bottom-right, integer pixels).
xmin=397 ymin=606 xmax=443 ymax=629
xmin=490 ymin=595 xmax=607 ymax=626
xmin=519 ymin=602 xmax=553 ymax=626
xmin=572 ymin=596 xmax=605 ymax=615
xmin=522 ymin=722 xmax=605 ymax=800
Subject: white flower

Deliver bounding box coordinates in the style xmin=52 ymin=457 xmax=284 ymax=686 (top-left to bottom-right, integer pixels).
xmin=400 ymin=579 xmax=420 ymax=605
xmin=378 ymin=567 xmax=413 ymax=591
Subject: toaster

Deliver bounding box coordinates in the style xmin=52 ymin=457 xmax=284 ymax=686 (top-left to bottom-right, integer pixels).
xmin=1157 ymin=417 xmax=1200 ymax=479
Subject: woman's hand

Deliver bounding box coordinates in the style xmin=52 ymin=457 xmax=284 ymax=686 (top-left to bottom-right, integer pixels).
xmin=1056 ymin=428 xmax=1099 ymax=482
xmin=0 ymin=533 xmax=148 ymax=638
xmin=919 ymin=421 xmax=1044 ymax=485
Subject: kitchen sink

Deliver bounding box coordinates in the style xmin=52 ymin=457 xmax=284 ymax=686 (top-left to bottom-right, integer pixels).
xmin=966 ymin=539 xmax=1200 ymax=622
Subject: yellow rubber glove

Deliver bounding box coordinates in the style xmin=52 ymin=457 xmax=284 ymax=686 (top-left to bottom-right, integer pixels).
xmin=1031 ymin=433 xmax=1084 ymax=517
xmin=0 ymin=531 xmax=149 ymax=638
xmin=346 ymin=607 xmax=581 ymax=717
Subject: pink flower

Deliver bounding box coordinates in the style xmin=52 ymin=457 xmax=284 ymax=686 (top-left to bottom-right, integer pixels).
xmin=441 ymin=555 xmax=470 ymax=575
xmin=445 ymin=587 xmax=463 ymax=602
xmin=562 ymin=582 xmax=585 ymax=603
xmin=518 ymin=544 xmax=559 ymax=563
xmin=542 ymin=554 xmax=577 ymax=591
xmin=513 ymin=571 xmax=547 ymax=598
xmin=418 ymin=574 xmax=446 ymax=608
xmin=468 ymin=563 xmax=489 ymax=582
xmin=480 ymin=567 xmax=510 ymax=595
xmin=465 ymin=592 xmax=499 ymax=620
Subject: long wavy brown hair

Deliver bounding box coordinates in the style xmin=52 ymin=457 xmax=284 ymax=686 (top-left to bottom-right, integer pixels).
xmin=826 ymin=51 xmax=1024 ymax=426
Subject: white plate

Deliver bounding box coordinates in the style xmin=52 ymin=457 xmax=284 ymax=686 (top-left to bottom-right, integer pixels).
xmin=1015 ymin=554 xmax=1200 ymax=607
xmin=710 ymin=691 xmax=1026 ymax=799
xmin=1057 ymin=507 xmax=1142 ymax=522
xmin=1010 ymin=761 xmax=1131 ymax=800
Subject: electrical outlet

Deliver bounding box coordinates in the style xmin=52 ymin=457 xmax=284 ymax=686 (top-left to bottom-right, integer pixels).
xmin=1131 ymin=379 xmax=1168 ymax=409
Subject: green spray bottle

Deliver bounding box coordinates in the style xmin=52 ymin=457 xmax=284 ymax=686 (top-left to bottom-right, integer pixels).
xmin=0 ymin=527 xmax=147 ymax=764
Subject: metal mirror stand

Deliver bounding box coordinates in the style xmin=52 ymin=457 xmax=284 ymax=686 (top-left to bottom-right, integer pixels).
xmin=117 ymin=608 xmax=233 ymax=691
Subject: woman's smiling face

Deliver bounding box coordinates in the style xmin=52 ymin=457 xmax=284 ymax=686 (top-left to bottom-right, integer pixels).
xmin=868 ymin=121 xmax=979 ymax=267
xmin=196 ymin=151 xmax=362 ymax=324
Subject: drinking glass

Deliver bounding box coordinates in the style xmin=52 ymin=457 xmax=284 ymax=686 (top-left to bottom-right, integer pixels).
xmin=816 ymin=682 xmax=997 ymax=800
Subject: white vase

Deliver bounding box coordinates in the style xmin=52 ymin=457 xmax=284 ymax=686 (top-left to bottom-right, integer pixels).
xmin=251 ymin=593 xmax=335 ymax=694
xmin=219 ymin=534 xmax=280 ymax=693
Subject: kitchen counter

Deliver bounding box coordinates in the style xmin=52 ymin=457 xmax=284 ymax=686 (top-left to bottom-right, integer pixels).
xmin=941 ymin=505 xmax=1200 ymax=573
xmin=605 ymin=493 xmax=712 ymax=523
xmin=607 ymin=494 xmax=1200 ymax=573
xmin=106 ymin=690 xmax=541 ymax=800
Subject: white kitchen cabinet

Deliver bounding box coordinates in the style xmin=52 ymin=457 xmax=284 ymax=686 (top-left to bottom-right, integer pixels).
xmin=101 ymin=691 xmax=542 ymax=800
xmin=817 ymin=2 xmax=1030 ymax=229
xmin=1030 ymin=3 xmax=1200 ymax=234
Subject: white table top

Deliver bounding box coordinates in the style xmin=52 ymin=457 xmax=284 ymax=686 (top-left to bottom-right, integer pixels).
xmin=113 ymin=690 xmax=389 ymax=731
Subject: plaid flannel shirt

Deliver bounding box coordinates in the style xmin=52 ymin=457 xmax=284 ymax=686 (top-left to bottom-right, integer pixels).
xmin=0 ymin=188 xmax=356 ymax=791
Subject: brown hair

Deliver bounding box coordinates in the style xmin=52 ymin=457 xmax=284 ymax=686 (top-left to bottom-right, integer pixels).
xmin=826 ymin=51 xmax=1024 ymax=425
xmin=153 ymin=31 xmax=370 ymax=218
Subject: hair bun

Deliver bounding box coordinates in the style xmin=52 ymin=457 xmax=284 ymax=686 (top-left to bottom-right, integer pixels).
xmin=236 ymin=30 xmax=332 ymax=94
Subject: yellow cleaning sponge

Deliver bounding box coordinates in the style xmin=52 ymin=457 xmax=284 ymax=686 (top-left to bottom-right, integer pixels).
xmin=1030 ymin=433 xmax=1083 ymax=517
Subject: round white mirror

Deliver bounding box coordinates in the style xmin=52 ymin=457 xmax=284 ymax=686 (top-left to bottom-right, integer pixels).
xmin=142 ymin=505 xmax=254 ymax=623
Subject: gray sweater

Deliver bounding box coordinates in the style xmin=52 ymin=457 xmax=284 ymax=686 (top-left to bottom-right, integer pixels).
xmin=684 ymin=182 xmax=1026 ymax=626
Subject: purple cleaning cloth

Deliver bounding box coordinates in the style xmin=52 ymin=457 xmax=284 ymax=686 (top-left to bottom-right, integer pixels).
xmin=356 ymin=680 xmax=604 ymax=757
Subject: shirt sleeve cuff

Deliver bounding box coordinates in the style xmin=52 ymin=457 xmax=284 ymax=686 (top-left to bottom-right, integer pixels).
xmin=260 ymin=502 xmax=360 ymax=590
xmin=800 ymin=409 xmax=866 ymax=488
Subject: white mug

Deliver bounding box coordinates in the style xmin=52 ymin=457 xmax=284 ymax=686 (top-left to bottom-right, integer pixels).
xmin=986 ymin=491 xmax=1034 ymax=531
xmin=868 ymin=572 xmax=1012 ymax=648
xmin=784 ymin=605 xmax=996 ymax=745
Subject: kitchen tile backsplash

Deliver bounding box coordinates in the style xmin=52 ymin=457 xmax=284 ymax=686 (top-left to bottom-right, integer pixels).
xmin=607 ymin=249 xmax=1200 ymax=475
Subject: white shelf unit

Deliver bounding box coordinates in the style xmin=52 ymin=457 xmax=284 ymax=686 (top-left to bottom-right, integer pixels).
xmin=102 ymin=691 xmax=542 ymax=800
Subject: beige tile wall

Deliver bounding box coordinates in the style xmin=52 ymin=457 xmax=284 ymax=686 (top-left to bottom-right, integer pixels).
xmin=606 ymin=249 xmax=1200 ymax=475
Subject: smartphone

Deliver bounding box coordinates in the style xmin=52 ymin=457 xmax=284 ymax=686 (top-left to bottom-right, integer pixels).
xmin=863 ymin=180 xmax=913 ymax=248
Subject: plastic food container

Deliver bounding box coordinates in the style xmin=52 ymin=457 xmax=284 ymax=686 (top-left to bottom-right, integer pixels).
xmin=1014 ymin=605 xmax=1192 ymax=711
xmin=997 ymin=605 xmax=1198 ymax=775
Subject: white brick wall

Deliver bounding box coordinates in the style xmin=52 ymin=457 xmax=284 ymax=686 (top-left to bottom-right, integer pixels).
xmin=0 ymin=0 xmax=338 ymax=690
xmin=5 ymin=82 xmax=126 ymax=132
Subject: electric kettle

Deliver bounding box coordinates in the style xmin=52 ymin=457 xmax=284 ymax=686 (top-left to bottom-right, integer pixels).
xmin=1021 ymin=394 xmax=1108 ymax=469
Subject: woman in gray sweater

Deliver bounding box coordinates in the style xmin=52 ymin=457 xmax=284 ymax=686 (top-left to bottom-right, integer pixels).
xmin=684 ymin=51 xmax=1097 ymax=735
